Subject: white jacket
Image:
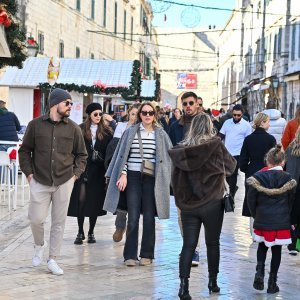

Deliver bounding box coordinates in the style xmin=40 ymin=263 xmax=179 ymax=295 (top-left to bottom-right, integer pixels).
xmin=263 ymin=109 xmax=286 ymax=143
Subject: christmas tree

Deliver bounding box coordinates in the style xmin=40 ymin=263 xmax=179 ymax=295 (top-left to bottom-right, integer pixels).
xmin=0 ymin=1 xmax=27 ymax=69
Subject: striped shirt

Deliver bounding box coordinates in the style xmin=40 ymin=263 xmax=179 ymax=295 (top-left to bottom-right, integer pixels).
xmin=126 ymin=124 xmax=156 ymax=172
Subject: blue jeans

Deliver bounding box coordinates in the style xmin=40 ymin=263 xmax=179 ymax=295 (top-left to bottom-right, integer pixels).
xmin=180 ymin=200 xmax=224 ymax=278
xmin=123 ymin=170 xmax=156 ymax=260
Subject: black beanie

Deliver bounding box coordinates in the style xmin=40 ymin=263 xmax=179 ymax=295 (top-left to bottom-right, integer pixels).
xmin=85 ymin=103 xmax=102 ymax=115
xmin=49 ymin=88 xmax=72 ymax=108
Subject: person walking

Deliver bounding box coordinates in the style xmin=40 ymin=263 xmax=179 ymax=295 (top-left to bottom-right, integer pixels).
xmin=219 ymin=104 xmax=252 ymax=199
xmin=281 ymin=106 xmax=300 ymax=150
xmin=103 ymin=102 xmax=172 ymax=267
xmin=68 ymin=103 xmax=113 ymax=244
xmin=285 ymin=128 xmax=300 ymax=255
xmin=240 ymin=113 xmax=276 ymax=234
xmin=247 ymin=145 xmax=296 ymax=294
xmin=169 ymin=91 xmax=201 ymax=266
xmin=169 ymin=114 xmax=236 ymax=299
xmin=18 ymin=88 xmax=87 ymax=275
xmin=169 ymin=108 xmax=182 ymax=127
xmin=0 ymin=99 xmax=21 ymax=151
xmin=106 ymin=103 xmax=140 ymax=243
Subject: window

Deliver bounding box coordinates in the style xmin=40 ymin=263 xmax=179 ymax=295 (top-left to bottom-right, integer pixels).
xmin=131 ymin=17 xmax=133 ymax=45
xmin=76 ymin=0 xmax=80 ymax=11
xmin=91 ymin=53 xmax=94 ymax=59
xmin=76 ymin=47 xmax=80 ymax=58
xmin=273 ymin=34 xmax=277 ymax=60
xmin=123 ymin=10 xmax=127 ymax=40
xmin=103 ymin=0 xmax=107 ymax=27
xmin=59 ymin=40 xmax=64 ymax=58
xmin=91 ymin=0 xmax=95 ymax=19
xmin=278 ymin=27 xmax=282 ymax=56
xmin=291 ymin=24 xmax=296 ymax=60
xmin=268 ymin=34 xmax=272 ymax=61
xmin=38 ymin=32 xmax=44 ymax=54
xmin=114 ymin=2 xmax=118 ymax=34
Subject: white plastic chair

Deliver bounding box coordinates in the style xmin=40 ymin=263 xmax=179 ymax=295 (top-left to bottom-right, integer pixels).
xmin=0 ymin=152 xmax=15 ymax=211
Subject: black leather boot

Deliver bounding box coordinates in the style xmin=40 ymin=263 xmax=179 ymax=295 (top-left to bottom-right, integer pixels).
xmin=253 ymin=262 xmax=265 ymax=290
xmin=178 ymin=277 xmax=192 ymax=300
xmin=208 ymin=275 xmax=220 ymax=294
xmin=267 ymin=273 xmax=279 ymax=294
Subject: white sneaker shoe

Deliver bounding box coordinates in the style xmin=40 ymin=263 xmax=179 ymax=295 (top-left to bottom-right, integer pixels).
xmin=32 ymin=241 xmax=47 ymax=267
xmin=47 ymin=259 xmax=64 ymax=275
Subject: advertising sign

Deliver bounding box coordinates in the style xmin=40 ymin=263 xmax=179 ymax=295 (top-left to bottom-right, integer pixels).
xmin=177 ymin=73 xmax=197 ymax=89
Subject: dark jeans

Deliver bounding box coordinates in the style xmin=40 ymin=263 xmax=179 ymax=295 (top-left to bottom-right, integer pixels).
xmin=123 ymin=170 xmax=156 ymax=260
xmin=226 ymin=155 xmax=240 ymax=197
xmin=180 ymin=200 xmax=224 ymax=278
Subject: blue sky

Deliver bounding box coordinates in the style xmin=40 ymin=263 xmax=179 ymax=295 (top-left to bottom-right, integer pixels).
xmin=152 ymin=0 xmax=236 ymax=29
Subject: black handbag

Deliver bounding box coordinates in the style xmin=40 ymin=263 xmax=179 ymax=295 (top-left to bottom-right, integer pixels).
xmin=91 ymin=145 xmax=104 ymax=163
xmin=222 ymin=162 xmax=235 ymax=213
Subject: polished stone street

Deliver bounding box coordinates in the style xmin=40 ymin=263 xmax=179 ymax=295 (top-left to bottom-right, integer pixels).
xmin=0 ymin=174 xmax=299 ymax=299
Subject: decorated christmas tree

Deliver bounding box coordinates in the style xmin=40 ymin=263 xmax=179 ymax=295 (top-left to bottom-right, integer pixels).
xmin=0 ymin=0 xmax=27 ymax=68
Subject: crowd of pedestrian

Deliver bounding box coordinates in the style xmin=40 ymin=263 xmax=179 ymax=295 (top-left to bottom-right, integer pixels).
xmin=0 ymin=86 xmax=298 ymax=298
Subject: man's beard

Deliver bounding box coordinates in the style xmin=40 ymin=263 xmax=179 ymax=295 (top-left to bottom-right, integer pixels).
xmin=233 ymin=118 xmax=241 ymax=124
xmin=57 ymin=107 xmax=70 ymax=118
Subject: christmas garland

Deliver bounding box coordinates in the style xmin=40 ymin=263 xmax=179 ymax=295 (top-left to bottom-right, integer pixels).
xmin=0 ymin=1 xmax=27 ymax=69
xmin=38 ymin=60 xmax=157 ymax=101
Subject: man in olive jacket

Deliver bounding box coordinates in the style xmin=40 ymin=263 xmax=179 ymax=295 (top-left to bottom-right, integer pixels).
xmin=19 ymin=88 xmax=87 ymax=276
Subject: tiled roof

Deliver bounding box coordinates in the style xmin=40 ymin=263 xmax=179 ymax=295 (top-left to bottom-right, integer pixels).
xmin=0 ymin=57 xmax=134 ymax=88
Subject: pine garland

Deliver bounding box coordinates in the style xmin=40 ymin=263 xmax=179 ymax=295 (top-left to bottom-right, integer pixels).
xmin=0 ymin=1 xmax=27 ymax=69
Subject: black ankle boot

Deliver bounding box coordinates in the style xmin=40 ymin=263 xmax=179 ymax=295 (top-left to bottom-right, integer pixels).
xmin=267 ymin=273 xmax=279 ymax=294
xmin=87 ymin=233 xmax=96 ymax=243
xmin=74 ymin=233 xmax=85 ymax=245
xmin=208 ymin=276 xmax=220 ymax=294
xmin=178 ymin=278 xmax=192 ymax=300
xmin=253 ymin=262 xmax=265 ymax=290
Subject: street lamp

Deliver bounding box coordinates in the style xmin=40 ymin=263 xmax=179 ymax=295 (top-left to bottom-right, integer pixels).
xmin=26 ymin=36 xmax=39 ymax=57
xmin=271 ymin=76 xmax=280 ymax=109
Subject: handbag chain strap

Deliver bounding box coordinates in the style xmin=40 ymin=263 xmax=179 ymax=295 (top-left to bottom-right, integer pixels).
xmin=137 ymin=127 xmax=145 ymax=161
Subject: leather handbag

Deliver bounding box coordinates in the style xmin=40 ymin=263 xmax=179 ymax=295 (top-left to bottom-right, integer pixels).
xmin=91 ymin=145 xmax=104 ymax=163
xmin=137 ymin=128 xmax=155 ymax=177
xmin=222 ymin=162 xmax=235 ymax=213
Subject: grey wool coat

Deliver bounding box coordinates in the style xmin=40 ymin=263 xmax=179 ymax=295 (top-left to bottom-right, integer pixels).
xmin=103 ymin=123 xmax=173 ymax=219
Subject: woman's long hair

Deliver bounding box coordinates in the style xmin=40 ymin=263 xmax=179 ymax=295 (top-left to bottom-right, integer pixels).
xmin=289 ymin=128 xmax=300 ymax=157
xmin=82 ymin=114 xmax=113 ymax=141
xmin=181 ymin=113 xmax=216 ymax=146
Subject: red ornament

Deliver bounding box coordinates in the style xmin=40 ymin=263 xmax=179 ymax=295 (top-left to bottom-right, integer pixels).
xmin=0 ymin=9 xmax=12 ymax=28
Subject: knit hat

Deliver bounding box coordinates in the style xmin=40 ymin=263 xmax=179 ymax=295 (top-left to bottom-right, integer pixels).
xmin=49 ymin=88 xmax=72 ymax=108
xmin=85 ymin=102 xmax=102 ymax=115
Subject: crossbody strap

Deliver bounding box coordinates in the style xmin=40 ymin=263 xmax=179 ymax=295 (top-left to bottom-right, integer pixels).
xmin=137 ymin=128 xmax=144 ymax=160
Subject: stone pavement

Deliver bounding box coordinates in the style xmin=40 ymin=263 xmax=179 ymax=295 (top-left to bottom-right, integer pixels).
xmin=0 ymin=173 xmax=300 ymax=300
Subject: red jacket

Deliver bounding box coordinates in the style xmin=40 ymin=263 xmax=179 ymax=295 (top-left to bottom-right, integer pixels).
xmin=281 ymin=119 xmax=299 ymax=150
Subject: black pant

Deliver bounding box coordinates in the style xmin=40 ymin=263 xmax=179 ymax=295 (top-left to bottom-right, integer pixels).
xmin=226 ymin=155 xmax=240 ymax=197
xmin=257 ymin=243 xmax=282 ymax=275
xmin=179 ymin=200 xmax=224 ymax=278
xmin=123 ymin=171 xmax=156 ymax=260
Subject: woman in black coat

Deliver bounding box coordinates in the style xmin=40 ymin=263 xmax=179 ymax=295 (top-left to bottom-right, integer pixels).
xmin=68 ymin=103 xmax=113 ymax=244
xmin=240 ymin=112 xmax=276 ymax=218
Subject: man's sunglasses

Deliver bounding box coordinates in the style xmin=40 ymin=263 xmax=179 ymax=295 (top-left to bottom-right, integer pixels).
xmin=182 ymin=101 xmax=195 ymax=107
xmin=233 ymin=114 xmax=242 ymax=117
xmin=141 ymin=110 xmax=155 ymax=116
xmin=93 ymin=112 xmax=103 ymax=117
xmin=63 ymin=101 xmax=73 ymax=107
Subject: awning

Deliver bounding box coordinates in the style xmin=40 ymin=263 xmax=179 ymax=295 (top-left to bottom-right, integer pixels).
xmin=0 ymin=57 xmax=134 ymax=88
xmin=250 ymin=83 xmax=270 ymax=91
xmin=0 ymin=24 xmax=11 ymax=58
xmin=284 ymin=70 xmax=300 ymax=82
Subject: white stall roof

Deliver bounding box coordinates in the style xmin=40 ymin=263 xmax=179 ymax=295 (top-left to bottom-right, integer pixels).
xmin=140 ymin=80 xmax=156 ymax=97
xmin=0 ymin=57 xmax=134 ymax=88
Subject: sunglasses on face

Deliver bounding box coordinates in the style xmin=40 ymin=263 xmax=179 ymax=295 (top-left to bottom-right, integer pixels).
xmin=182 ymin=101 xmax=195 ymax=107
xmin=233 ymin=114 xmax=242 ymax=117
xmin=93 ymin=112 xmax=103 ymax=117
xmin=63 ymin=100 xmax=73 ymax=107
xmin=141 ymin=110 xmax=155 ymax=116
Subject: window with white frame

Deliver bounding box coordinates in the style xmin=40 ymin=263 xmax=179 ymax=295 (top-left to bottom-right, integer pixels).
xmin=291 ymin=23 xmax=296 ymax=61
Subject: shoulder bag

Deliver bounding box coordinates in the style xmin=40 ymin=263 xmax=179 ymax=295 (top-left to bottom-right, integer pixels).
xmin=222 ymin=162 xmax=235 ymax=213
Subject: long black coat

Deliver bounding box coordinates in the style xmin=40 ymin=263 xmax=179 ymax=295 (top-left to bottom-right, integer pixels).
xmin=240 ymin=127 xmax=276 ymax=216
xmin=68 ymin=129 xmax=113 ymax=218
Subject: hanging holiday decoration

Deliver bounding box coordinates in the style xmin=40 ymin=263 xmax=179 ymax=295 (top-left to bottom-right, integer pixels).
xmin=47 ymin=56 xmax=60 ymax=86
xmin=181 ymin=7 xmax=201 ymax=28
xmin=150 ymin=0 xmax=171 ymax=13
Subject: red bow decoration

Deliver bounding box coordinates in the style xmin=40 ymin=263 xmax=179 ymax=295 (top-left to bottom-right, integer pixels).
xmin=27 ymin=37 xmax=38 ymax=46
xmin=0 ymin=9 xmax=12 ymax=28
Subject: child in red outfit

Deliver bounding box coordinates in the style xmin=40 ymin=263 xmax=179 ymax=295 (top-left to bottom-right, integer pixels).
xmin=247 ymin=145 xmax=296 ymax=294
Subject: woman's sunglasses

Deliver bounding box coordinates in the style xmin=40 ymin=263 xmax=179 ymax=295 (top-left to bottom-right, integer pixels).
xmin=93 ymin=112 xmax=103 ymax=117
xmin=141 ymin=111 xmax=155 ymax=116
xmin=182 ymin=101 xmax=195 ymax=107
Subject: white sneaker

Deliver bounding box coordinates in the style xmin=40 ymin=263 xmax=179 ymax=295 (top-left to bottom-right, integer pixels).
xmin=32 ymin=241 xmax=47 ymax=267
xmin=47 ymin=259 xmax=64 ymax=275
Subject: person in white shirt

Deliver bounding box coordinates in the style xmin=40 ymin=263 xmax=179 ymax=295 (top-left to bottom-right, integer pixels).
xmin=219 ymin=104 xmax=252 ymax=198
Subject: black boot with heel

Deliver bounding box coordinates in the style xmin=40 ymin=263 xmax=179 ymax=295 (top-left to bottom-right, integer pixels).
xmin=253 ymin=262 xmax=265 ymax=290
xmin=178 ymin=277 xmax=192 ymax=300
xmin=267 ymin=273 xmax=279 ymax=294
xmin=208 ymin=275 xmax=220 ymax=294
